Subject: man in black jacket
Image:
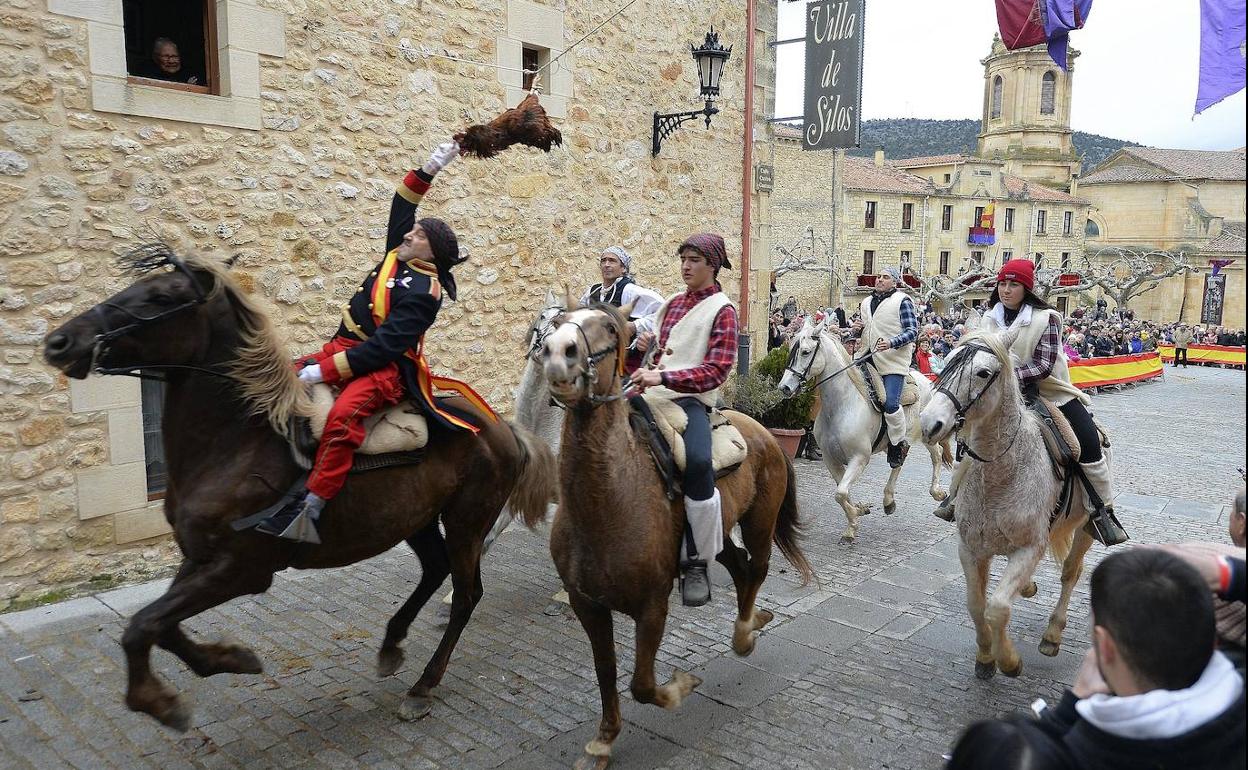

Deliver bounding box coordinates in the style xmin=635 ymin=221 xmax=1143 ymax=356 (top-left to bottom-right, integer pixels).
xmin=948 ymin=549 xmax=1244 ymax=770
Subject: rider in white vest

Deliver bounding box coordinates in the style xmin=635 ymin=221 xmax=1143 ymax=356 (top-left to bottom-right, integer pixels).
xmin=629 ymin=233 xmax=737 ymax=607
xmin=852 ymin=266 xmax=918 ymax=468
xmin=578 ymin=246 xmax=664 ymax=371
xmin=939 ymin=259 xmax=1127 ymax=545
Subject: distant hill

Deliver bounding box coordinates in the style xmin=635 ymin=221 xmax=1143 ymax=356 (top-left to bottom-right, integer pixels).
xmin=822 ymin=118 xmax=1139 ymax=170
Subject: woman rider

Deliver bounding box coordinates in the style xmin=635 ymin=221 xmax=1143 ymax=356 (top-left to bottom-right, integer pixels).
xmin=937 ymin=259 xmax=1127 ymax=546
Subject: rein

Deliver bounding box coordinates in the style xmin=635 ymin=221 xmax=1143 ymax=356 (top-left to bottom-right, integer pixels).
xmin=783 ymin=333 xmax=876 ymax=391
xmin=567 ymin=316 xmax=630 ymax=406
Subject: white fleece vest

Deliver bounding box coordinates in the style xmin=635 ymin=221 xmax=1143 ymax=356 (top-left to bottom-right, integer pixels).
xmin=983 ymin=305 xmax=1089 ymax=407
xmin=646 ymin=291 xmax=735 ymax=407
xmin=860 ymin=292 xmax=913 ymax=375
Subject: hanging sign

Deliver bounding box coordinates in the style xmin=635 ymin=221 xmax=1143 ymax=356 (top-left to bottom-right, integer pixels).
xmin=803 ymin=0 xmax=865 ymax=151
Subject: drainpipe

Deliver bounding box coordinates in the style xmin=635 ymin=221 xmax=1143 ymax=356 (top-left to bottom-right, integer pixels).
xmin=737 ymin=0 xmax=756 ymax=375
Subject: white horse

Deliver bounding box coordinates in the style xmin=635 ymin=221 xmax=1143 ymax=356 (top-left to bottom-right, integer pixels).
xmin=776 ymin=317 xmax=952 ymax=544
xmin=918 ymin=328 xmax=1096 ymax=679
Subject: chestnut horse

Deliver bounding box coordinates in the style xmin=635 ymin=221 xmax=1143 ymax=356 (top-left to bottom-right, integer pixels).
xmin=42 ymin=246 xmax=556 ymax=729
xmin=540 ymin=299 xmax=814 ymax=770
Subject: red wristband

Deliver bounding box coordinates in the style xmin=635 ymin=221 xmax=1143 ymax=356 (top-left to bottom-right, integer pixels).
xmin=1217 ymin=556 xmax=1231 ymax=595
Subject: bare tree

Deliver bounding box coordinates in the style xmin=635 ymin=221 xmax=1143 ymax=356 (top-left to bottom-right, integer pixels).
xmin=1085 ymin=247 xmax=1195 ymax=310
xmin=773 ymin=227 xmax=838 ymax=278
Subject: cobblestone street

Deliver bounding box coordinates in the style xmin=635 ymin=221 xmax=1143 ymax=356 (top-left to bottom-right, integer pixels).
xmin=1 ymin=364 xmax=1243 ymax=770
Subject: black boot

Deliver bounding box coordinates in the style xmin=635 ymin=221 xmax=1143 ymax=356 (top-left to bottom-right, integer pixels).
xmin=680 ymin=560 xmax=711 ymax=607
xmin=803 ymin=429 xmax=823 ymax=461
xmin=933 ymin=497 xmax=955 ymax=522
xmin=1083 ymin=504 xmax=1129 ymax=546
xmin=886 ymin=441 xmax=910 ymax=469
xmin=255 ymin=496 xmax=322 ymax=544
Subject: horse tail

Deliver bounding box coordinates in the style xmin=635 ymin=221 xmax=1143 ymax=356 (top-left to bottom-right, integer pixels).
xmin=773 ymin=452 xmax=816 ymax=586
xmin=1048 ymin=515 xmax=1077 ymax=565
xmin=940 ymin=437 xmax=954 ymax=469
xmin=506 ymin=421 xmax=558 ymax=529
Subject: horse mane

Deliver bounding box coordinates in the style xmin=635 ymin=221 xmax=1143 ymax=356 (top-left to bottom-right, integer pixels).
xmin=819 ymin=327 xmax=851 ymax=365
xmin=178 ymin=252 xmax=312 ymax=438
xmin=955 ymin=329 xmax=1014 ymax=375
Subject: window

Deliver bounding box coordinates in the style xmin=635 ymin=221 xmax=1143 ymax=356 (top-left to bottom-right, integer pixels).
xmin=1063 ymin=211 xmax=1073 ymax=235
xmin=123 ymin=0 xmax=217 ymax=93
xmin=974 ymin=206 xmax=985 ymax=227
xmin=1034 ymin=253 xmax=1044 ymax=268
xmin=900 ymin=250 xmax=912 ymax=270
xmin=521 ymin=47 xmax=541 ymax=91
xmin=1036 ymin=210 xmax=1047 ymax=234
xmin=939 ymin=250 xmax=950 ymax=275
xmin=1060 ymin=252 xmax=1071 ymax=270
xmin=901 ymin=203 xmax=914 ymax=230
xmin=140 ymin=378 xmax=167 ymax=496
xmin=1002 ymin=249 xmax=1013 ymax=261
xmin=1041 ymin=71 xmax=1056 ymax=115
xmin=971 ymin=250 xmax=985 ymax=265
xmin=991 ymin=75 xmax=1003 ymax=118
xmin=1057 ymin=296 xmax=1069 ymax=313
xmin=1004 ymin=207 xmax=1015 ymax=233
xmin=1085 ymin=219 xmax=1100 ymax=237
xmin=943 ymin=173 xmax=951 ymax=184
xmin=865 ymin=201 xmax=877 ymax=229
xmin=863 ymin=250 xmax=875 ymax=274
xmin=941 ymin=204 xmax=953 ymax=230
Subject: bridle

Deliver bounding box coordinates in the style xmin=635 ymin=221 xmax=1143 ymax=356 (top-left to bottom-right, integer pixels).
xmin=782 ymin=329 xmax=876 ymax=391
xmin=524 ymin=304 xmax=564 ymax=362
xmin=559 ymin=310 xmax=630 ymax=407
xmin=932 ymin=342 xmax=1021 ymax=462
xmin=87 ymin=259 xmax=231 ymax=381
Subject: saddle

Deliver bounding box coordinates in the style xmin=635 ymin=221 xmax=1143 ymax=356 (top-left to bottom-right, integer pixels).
xmin=1025 ymin=391 xmax=1111 ymax=524
xmin=629 ymin=395 xmax=747 ymax=501
xmin=308 ymin=383 xmax=428 ymax=453
xmin=848 ymin=360 xmax=919 ymax=413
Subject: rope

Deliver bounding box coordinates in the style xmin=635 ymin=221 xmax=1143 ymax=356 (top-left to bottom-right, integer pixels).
xmin=299 ymin=0 xmax=644 ymax=80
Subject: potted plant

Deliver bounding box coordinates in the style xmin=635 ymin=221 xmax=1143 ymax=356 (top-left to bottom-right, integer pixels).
xmin=725 ymin=345 xmax=817 ymax=459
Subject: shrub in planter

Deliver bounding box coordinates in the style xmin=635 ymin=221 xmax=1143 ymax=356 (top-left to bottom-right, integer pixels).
xmin=752 ymin=345 xmax=817 ymax=430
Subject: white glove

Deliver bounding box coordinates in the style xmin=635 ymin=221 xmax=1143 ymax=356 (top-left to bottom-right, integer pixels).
xmin=422 ymin=141 xmax=460 ymax=175
xmin=298 ymin=364 xmax=323 ymax=384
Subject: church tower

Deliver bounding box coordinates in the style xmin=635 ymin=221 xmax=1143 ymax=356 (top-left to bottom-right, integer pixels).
xmin=977 ymin=34 xmax=1081 ymax=190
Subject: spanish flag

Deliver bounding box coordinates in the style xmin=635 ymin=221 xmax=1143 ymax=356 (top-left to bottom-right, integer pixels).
xmin=980 ymin=202 xmax=995 ymax=229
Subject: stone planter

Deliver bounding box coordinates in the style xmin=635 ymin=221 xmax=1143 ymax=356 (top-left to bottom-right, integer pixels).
xmin=767 ymin=427 xmax=804 ymax=460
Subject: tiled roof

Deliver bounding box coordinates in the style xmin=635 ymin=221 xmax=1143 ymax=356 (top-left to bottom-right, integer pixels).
xmin=774 ymin=124 xmax=802 ymax=140
xmin=1206 ymin=222 xmax=1246 ymax=254
xmin=891 ymin=153 xmax=1001 ymax=168
xmin=1002 ymin=174 xmax=1085 ymax=204
xmin=1081 ymin=147 xmax=1246 ymax=184
xmin=840 ymin=156 xmax=936 ymax=195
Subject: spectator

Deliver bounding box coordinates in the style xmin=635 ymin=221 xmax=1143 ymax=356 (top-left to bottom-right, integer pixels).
xmin=141 ymin=38 xmax=201 ymax=85
xmin=1173 ymin=323 xmax=1193 ymax=368
xmin=947 ymin=548 xmax=1245 ymax=770
xmin=769 ymin=279 xmax=779 ymax=313
xmin=915 ymin=337 xmax=934 ymax=375
xmin=1063 ymin=335 xmax=1082 ymax=362
xmin=1129 ymin=332 xmax=1143 ymax=354
xmin=781 ymin=295 xmax=799 ymax=322
xmin=1093 ymin=331 xmax=1115 ymax=358
xmin=767 ymin=311 xmax=785 ymax=352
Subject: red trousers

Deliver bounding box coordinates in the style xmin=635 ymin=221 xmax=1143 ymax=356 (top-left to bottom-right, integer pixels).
xmin=304 ymin=338 xmax=404 ymax=500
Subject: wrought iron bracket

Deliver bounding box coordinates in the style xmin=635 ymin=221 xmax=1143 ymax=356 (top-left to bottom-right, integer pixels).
xmin=652 ymin=100 xmax=719 ymax=156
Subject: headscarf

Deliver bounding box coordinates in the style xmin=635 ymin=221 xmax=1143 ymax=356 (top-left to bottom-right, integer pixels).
xmin=418 ymin=217 xmax=465 ymax=301
xmin=678 ymin=233 xmax=731 ymax=273
xmin=602 ymin=245 xmax=632 ymax=272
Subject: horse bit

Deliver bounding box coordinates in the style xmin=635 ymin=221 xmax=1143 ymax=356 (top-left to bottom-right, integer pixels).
xmin=932 ymin=343 xmax=1020 ymax=463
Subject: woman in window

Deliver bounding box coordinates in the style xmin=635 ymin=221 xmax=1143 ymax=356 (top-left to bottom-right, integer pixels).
xmin=142 ymin=38 xmax=201 ymax=85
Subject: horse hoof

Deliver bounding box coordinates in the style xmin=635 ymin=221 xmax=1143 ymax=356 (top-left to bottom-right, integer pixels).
xmin=673 ymin=670 xmax=702 ymax=695
xmin=932 ymin=487 xmax=948 ymax=502
xmin=754 ymin=608 xmax=775 ymax=630
xmin=1021 ymin=581 xmax=1038 ymax=599
xmin=377 ymin=647 xmax=404 ymax=678
xmin=574 ymin=751 xmax=611 ymax=770
xmin=1038 ymin=639 xmax=1060 ymax=657
xmin=159 ymin=699 xmax=193 ymax=732
xmin=838 ymin=535 xmax=855 ymax=545
xmin=883 ymin=502 xmax=896 ymax=516
xmin=732 ymin=635 xmax=757 ymax=657
xmin=1000 ymin=661 xmax=1023 ymax=678
xmin=974 ymin=661 xmax=996 ymax=680
xmin=225 ymin=647 xmax=264 ymax=675
xmin=397 ymin=694 xmax=433 ymax=721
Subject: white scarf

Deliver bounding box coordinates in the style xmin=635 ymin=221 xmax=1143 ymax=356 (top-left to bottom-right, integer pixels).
xmin=986 ymin=302 xmax=1033 ymax=331
xmin=1075 ymin=651 xmax=1243 ymax=739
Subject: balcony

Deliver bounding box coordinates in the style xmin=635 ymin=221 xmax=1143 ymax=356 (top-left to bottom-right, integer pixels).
xmin=853 ymin=273 xmax=921 ymax=289
xmin=967 ymin=227 xmax=996 ymax=245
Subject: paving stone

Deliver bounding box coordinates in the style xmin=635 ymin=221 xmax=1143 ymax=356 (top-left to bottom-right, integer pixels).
xmin=843 ymin=579 xmax=931 ymax=611
xmin=1161 ymin=498 xmax=1225 ymax=522
xmin=876 ymin=613 xmax=931 ymax=641
xmin=1113 ymin=492 xmax=1169 ymax=514
xmin=95 ymin=579 xmax=173 ymax=617
xmin=807 ymin=595 xmax=901 ymax=632
xmin=0 ymin=599 xmax=118 ymax=635
xmin=769 ymin=615 xmax=870 ymax=655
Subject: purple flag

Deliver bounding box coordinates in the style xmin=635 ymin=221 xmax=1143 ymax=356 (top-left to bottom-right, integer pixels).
xmin=1197 ymin=0 xmax=1247 ymax=114
xmin=1042 ymin=0 xmax=1094 ymax=70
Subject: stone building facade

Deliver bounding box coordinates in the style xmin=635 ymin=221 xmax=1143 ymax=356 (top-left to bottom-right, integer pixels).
xmin=1079 ymin=147 xmax=1247 ymax=325
xmin=0 ymin=0 xmax=775 ymax=606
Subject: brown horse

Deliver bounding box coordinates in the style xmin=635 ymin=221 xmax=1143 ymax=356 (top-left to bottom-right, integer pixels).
xmin=540 ymin=300 xmax=815 ymax=770
xmin=42 ymin=246 xmax=556 ymax=730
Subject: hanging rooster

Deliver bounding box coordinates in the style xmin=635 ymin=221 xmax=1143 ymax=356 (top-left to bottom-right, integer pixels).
xmin=454 ymin=85 xmax=563 ymax=159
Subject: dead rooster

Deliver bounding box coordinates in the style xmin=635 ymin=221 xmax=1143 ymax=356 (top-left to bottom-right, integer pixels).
xmin=455 ymin=90 xmax=563 ymax=159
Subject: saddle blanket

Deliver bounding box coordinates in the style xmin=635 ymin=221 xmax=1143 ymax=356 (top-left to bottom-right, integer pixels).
xmin=309 ymin=383 xmax=428 ymax=454
xmin=1032 ymin=395 xmax=1082 ymax=466
xmin=641 ymin=394 xmax=747 ymax=474
xmin=848 ymin=364 xmax=920 ymax=413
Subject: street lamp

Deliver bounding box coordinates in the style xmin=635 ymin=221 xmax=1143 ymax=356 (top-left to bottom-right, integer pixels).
xmin=651 ymin=26 xmax=732 ymax=156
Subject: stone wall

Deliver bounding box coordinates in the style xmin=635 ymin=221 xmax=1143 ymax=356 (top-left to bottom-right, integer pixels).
xmin=0 ymin=0 xmax=763 ymax=606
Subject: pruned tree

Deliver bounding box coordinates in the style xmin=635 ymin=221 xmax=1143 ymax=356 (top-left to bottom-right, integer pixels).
xmin=1086 ymin=247 xmax=1195 ymax=310
xmin=773 ymin=227 xmax=838 ymax=278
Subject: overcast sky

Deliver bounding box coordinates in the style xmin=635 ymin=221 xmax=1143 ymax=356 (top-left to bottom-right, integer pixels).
xmin=773 ymin=0 xmax=1247 ymax=150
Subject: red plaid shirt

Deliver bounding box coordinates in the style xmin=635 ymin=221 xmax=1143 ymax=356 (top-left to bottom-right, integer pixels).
xmin=655 ymin=285 xmax=738 ymax=393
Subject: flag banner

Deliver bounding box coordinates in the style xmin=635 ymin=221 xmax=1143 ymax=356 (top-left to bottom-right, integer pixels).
xmin=1067 ymin=352 xmax=1164 ymax=388
xmin=1201 ymin=272 xmax=1227 ymax=324
xmin=1196 ymin=0 xmax=1247 ymax=114
xmin=1158 ymin=344 xmax=1246 ymax=367
xmin=803 ymin=0 xmax=866 ymax=150
xmin=969 ymin=227 xmax=997 ymax=245
xmin=1042 ymin=0 xmax=1093 ymax=70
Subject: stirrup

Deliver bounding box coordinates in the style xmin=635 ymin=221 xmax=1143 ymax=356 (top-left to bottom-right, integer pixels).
xmin=1084 ymin=506 xmax=1128 ymax=546
xmin=933 ymin=498 xmax=955 ymax=522
xmin=887 ymin=441 xmax=910 ymax=469
xmin=255 ymin=499 xmax=321 ymax=544
xmin=679 ymin=560 xmax=711 ymax=607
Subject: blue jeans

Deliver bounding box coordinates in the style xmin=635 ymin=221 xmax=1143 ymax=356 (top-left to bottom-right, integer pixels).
xmin=882 ymin=373 xmax=905 ymax=414
xmin=677 ymin=398 xmax=714 ymax=501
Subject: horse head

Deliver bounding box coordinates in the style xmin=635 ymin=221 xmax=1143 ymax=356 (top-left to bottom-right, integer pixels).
xmin=777 ymin=315 xmax=830 ymax=398
xmin=541 ymin=300 xmax=631 ymax=407
xmin=523 ymin=288 xmax=568 ymax=363
xmin=43 ymin=243 xmax=224 ymax=379
xmin=919 ymin=329 xmax=1017 ymax=443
